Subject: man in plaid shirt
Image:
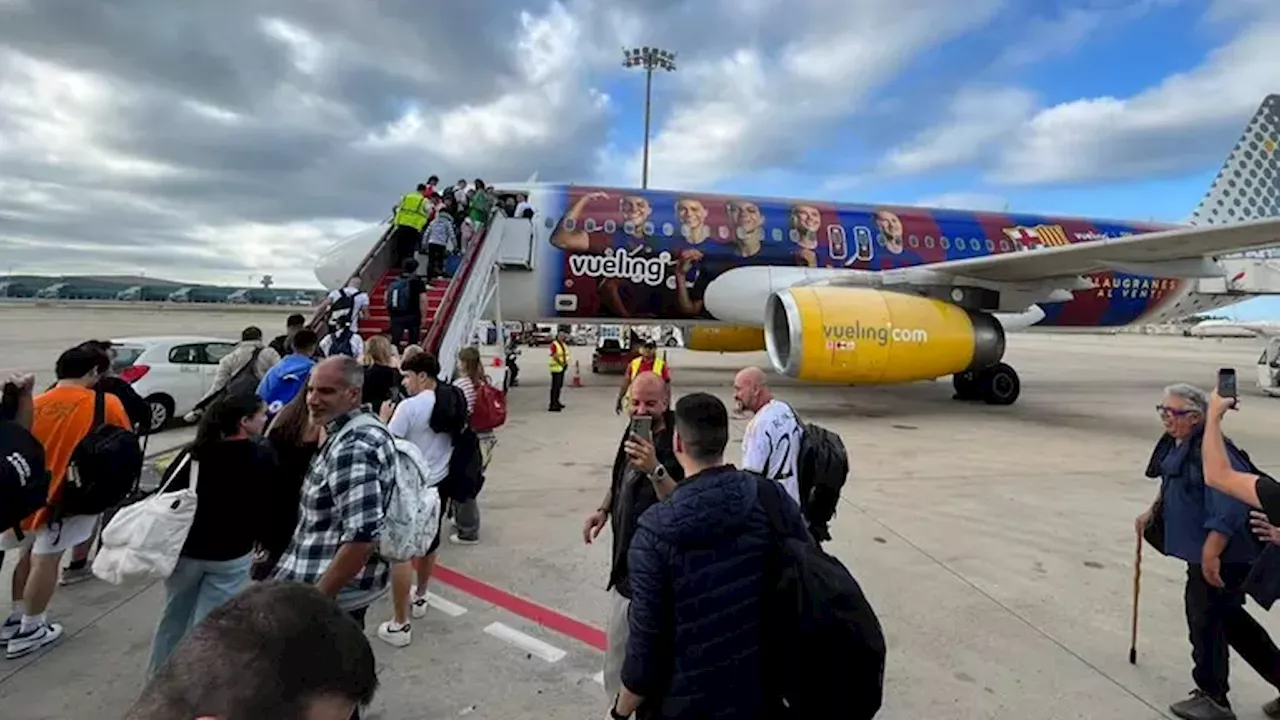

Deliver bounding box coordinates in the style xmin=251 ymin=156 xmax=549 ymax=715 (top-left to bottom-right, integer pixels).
xmin=274 ymin=356 xmax=397 ymax=631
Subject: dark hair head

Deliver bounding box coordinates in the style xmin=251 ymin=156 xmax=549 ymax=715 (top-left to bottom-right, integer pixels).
xmin=126 ymin=581 xmax=377 ymax=720
xmin=55 ymin=346 xmax=107 ymax=380
xmin=402 ymin=258 xmax=419 ymax=274
xmin=291 ymin=329 xmax=318 ymax=354
xmin=286 ymin=314 xmax=306 ymax=328
xmin=193 ymin=393 xmax=264 ymax=452
xmin=267 ymin=386 xmax=313 ymax=447
xmin=416 ymin=183 xmax=427 ymax=192
xmin=241 ymin=326 xmax=263 ymax=342
xmin=674 ymin=392 xmax=730 ymax=463
xmin=400 ymin=351 xmax=440 ymax=378
xmin=427 ymin=175 xmax=439 ymax=184
xmin=77 ymin=340 xmax=113 ymax=373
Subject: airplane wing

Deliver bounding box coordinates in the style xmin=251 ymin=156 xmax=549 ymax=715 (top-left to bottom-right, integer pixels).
xmin=913 ymin=217 xmax=1280 ymax=283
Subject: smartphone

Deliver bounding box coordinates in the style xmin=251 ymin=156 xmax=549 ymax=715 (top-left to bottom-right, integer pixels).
xmin=629 ymin=415 xmax=653 ymax=442
xmin=1218 ymin=367 xmax=1237 ymax=398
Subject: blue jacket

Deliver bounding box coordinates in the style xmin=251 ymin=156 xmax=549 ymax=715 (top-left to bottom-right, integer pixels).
xmin=1157 ymin=429 xmax=1259 ymax=566
xmin=622 ymin=466 xmax=809 ymax=719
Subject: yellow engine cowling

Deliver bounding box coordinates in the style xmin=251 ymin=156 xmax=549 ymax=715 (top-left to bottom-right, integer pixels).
xmin=685 ymin=325 xmax=766 ymax=353
xmin=765 ymin=287 xmax=1005 ymax=384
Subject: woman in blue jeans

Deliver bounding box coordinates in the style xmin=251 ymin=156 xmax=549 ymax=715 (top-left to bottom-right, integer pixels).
xmin=146 ymin=392 xmax=277 ymax=678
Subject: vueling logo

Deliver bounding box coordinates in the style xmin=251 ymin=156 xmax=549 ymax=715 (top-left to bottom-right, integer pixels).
xmin=822 ymin=323 xmax=929 ymax=349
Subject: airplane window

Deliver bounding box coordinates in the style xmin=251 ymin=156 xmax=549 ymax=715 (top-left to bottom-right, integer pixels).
xmin=939 ymin=236 xmax=949 ymax=250
xmin=545 ymin=217 xmax=556 ymax=229
xmin=563 ymin=217 xmax=576 ymax=231
xmin=604 ymin=219 xmax=617 ymax=233
xmin=662 ymin=222 xmax=675 ymax=237
xmin=718 ymin=225 xmax=730 ymax=240
xmin=644 ymin=222 xmax=655 ymax=235
xmin=623 ymin=221 xmax=635 ymax=234
xmin=877 ymin=234 xmax=885 ymax=246
xmin=925 ymin=236 xmax=935 ymax=248
xmin=1000 ymin=239 xmax=1010 ymax=252
xmin=789 ymin=229 xmax=800 ymax=243
xmin=970 ymin=238 xmax=982 ymax=251
xmin=736 ymin=226 xmax=747 ymax=240
xmin=986 ymin=239 xmax=995 ymax=252
xmin=908 ymin=235 xmax=919 ymax=248
xmin=584 ymin=218 xmax=598 ymax=232
xmin=772 ymin=228 xmax=783 ymax=243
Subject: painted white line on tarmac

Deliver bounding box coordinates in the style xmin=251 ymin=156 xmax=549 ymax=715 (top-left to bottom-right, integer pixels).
xmin=483 ymin=621 xmax=567 ymax=663
xmin=424 ymin=592 xmax=468 ymax=617
xmin=592 ymin=671 xmax=604 ymax=686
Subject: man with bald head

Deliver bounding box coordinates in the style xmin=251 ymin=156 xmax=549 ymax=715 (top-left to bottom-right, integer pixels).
xmin=582 ymin=371 xmax=684 ymax=699
xmin=275 ymin=356 xmax=398 ymax=697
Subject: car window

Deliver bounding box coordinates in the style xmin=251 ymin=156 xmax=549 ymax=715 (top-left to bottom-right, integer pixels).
xmin=168 ymin=344 xmax=203 ymax=364
xmin=110 ymin=345 xmax=146 ymax=370
xmin=203 ymin=343 xmax=237 ymax=364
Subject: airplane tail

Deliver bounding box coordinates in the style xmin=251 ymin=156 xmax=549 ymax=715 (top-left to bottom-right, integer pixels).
xmin=1188 ymin=94 xmax=1280 ymax=229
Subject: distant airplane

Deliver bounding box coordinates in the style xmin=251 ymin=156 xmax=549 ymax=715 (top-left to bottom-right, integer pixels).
xmin=316 ymin=95 xmax=1280 ymax=407
xmin=1186 ymin=318 xmax=1280 ymax=338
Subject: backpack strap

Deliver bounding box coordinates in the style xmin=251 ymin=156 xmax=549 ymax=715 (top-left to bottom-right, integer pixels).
xmin=92 ymin=389 xmax=105 ymax=430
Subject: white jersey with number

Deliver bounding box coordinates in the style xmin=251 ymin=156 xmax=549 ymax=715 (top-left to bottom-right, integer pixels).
xmin=741 ymin=399 xmax=803 ymax=505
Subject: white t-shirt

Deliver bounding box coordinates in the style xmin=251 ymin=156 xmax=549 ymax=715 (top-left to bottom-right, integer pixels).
xmin=741 ymin=399 xmax=804 ymax=505
xmin=327 ymin=288 xmax=370 ymax=332
xmin=387 ymin=387 xmax=452 ymax=484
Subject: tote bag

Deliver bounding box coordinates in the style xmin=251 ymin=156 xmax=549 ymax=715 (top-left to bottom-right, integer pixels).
xmin=92 ymin=451 xmax=200 ymax=585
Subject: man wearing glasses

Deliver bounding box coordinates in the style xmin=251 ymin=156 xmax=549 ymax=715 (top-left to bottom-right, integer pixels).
xmin=1137 ymin=383 xmax=1280 ymax=720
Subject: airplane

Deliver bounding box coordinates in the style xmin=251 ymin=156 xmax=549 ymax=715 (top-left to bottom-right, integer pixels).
xmin=315 ymin=94 xmax=1280 ymax=407
xmin=1185 ymin=318 xmax=1280 ymax=338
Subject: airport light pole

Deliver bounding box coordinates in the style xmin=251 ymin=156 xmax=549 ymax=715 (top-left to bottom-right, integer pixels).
xmin=622 ymin=46 xmax=677 ymax=189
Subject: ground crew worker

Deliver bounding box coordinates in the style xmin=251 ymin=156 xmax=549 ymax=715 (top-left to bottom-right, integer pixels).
xmin=390 ymin=184 xmax=431 ymax=268
xmin=548 ymin=328 xmax=569 ymax=413
xmin=615 ymin=340 xmax=670 ymax=415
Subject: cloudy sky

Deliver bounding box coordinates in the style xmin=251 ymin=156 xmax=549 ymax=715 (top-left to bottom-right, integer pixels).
xmin=2 ymin=0 xmax=1279 ymax=315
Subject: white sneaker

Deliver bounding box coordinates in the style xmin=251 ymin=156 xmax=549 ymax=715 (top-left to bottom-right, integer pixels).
xmin=449 ymin=533 xmax=479 ymax=546
xmin=0 ymin=617 xmax=19 ymax=642
xmin=411 ymin=595 xmax=429 ymax=619
xmin=6 ymin=622 xmax=64 ymax=659
xmin=376 ymin=620 xmax=411 ymax=648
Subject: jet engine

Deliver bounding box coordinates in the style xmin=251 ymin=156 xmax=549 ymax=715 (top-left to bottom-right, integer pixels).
xmin=765 ymin=287 xmax=1006 ymax=384
xmin=684 ymin=325 xmax=766 ymax=353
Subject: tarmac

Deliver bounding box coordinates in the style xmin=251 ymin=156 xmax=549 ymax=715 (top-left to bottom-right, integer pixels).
xmin=4 ymin=305 xmax=1280 ymax=719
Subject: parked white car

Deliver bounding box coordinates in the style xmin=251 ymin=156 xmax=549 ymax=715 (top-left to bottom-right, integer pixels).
xmin=110 ymin=336 xmax=240 ymax=432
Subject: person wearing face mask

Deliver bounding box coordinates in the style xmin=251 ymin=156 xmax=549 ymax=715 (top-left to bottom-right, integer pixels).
xmin=146 ymin=393 xmax=278 ymax=678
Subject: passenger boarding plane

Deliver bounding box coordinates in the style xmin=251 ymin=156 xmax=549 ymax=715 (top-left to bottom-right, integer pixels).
xmin=316 ymin=94 xmax=1280 ymax=407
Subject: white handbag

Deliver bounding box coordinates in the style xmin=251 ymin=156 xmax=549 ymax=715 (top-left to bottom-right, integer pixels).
xmin=91 ymin=452 xmax=200 ymax=585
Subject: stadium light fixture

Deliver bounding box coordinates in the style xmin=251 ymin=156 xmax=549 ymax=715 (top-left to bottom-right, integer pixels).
xmin=622 ymin=45 xmax=677 ymax=188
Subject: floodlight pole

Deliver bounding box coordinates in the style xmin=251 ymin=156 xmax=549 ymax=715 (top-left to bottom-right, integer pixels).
xmin=623 ymin=46 xmax=677 ymax=189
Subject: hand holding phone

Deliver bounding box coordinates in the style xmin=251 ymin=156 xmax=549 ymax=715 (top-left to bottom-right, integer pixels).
xmin=629 ymin=415 xmax=653 ymax=443
xmin=1217 ymin=367 xmax=1238 ymax=399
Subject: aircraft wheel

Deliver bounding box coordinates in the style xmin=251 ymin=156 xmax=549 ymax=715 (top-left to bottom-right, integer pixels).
xmin=951 ymin=371 xmax=981 ymax=401
xmin=979 ymin=363 xmax=1020 ymax=406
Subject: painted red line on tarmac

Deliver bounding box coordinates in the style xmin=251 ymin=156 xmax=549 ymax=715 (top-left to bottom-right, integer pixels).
xmin=433 ymin=565 xmax=607 ymax=651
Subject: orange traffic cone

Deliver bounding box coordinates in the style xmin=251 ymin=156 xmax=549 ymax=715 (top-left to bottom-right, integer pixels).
xmin=571 ymin=360 xmax=583 ymax=388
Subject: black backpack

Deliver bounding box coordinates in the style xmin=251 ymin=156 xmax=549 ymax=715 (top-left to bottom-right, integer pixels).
xmin=756 ymin=477 xmax=885 ymax=718
xmin=224 ymin=347 xmax=265 ymax=398
xmin=784 ymin=403 xmax=849 ymax=542
xmin=385 ymin=276 xmax=413 ymax=316
xmin=327 ymin=330 xmax=356 ymax=358
xmin=329 ymin=288 xmax=358 ymax=330
xmin=0 ymin=421 xmax=50 ymax=539
xmin=58 ymin=391 xmax=144 ymax=518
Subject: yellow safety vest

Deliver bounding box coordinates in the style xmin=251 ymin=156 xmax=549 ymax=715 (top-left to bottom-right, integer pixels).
xmin=623 ymin=357 xmax=666 ymax=406
xmin=393 ymin=192 xmax=430 ymax=231
xmin=549 ymin=340 xmax=568 ymax=373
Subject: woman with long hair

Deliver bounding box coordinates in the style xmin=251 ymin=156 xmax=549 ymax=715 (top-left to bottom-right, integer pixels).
xmin=147 ymin=393 xmax=276 ymax=677
xmin=362 ymin=334 xmax=399 ymax=409
xmin=450 ymin=346 xmax=494 ymax=545
xmin=253 ymin=388 xmax=322 ymax=580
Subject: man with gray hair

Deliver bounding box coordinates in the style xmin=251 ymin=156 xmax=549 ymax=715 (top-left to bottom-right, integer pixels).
xmin=274 ymin=357 xmax=397 ymax=672
xmin=1137 ymin=383 xmax=1280 ymax=720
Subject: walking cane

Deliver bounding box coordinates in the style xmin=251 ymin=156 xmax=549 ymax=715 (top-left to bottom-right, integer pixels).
xmin=1129 ymin=527 xmax=1143 ymax=664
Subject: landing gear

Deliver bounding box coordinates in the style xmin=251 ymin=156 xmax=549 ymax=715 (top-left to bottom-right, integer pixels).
xmin=952 ymin=362 xmax=1020 ymax=406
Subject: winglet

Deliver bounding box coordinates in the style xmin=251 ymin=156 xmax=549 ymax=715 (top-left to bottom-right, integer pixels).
xmin=1189 ymin=94 xmax=1280 ymax=231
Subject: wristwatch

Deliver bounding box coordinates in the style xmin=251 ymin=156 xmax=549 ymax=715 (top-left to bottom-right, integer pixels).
xmin=648 ymin=464 xmax=668 ymax=483
xmin=610 ymin=697 xmax=631 ymax=719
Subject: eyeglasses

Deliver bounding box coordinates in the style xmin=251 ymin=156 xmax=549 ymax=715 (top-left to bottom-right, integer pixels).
xmin=1156 ymin=405 xmax=1199 ymax=417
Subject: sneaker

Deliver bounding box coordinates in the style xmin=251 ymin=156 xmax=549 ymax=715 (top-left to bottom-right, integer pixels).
xmin=5 ymin=622 xmax=64 ymax=659
xmin=0 ymin=617 xmax=19 ymax=642
xmin=376 ymin=621 xmax=412 ymax=648
xmin=1170 ymin=689 xmax=1236 ymax=720
xmin=60 ymin=565 xmax=94 ymax=586
xmin=1264 ymin=697 xmax=1280 ymax=719
xmin=411 ymin=595 xmax=429 ymax=619
xmin=450 ymin=533 xmax=479 ymax=546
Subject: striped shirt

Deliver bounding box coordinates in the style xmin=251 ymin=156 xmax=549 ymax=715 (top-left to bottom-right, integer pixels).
xmin=454 ymin=376 xmax=478 ymax=414
xmin=425 ymin=215 xmax=456 ymax=248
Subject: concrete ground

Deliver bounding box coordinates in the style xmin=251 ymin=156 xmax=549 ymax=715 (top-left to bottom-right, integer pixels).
xmin=4 ymin=306 xmax=1280 ymax=719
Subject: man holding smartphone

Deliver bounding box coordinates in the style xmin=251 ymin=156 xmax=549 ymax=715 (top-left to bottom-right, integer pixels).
xmin=582 ymin=372 xmax=683 ymax=700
